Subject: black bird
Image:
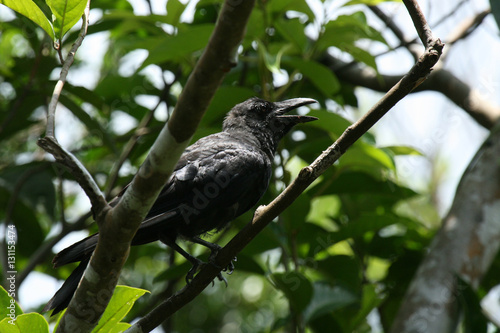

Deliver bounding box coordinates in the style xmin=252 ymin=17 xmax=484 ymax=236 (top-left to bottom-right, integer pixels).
xmin=44 ymin=97 xmax=317 ymax=314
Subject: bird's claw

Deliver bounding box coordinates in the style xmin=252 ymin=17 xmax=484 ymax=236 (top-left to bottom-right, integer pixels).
xmin=221 ymin=257 xmax=236 ymax=275
xmin=185 ymin=253 xmax=237 ymax=286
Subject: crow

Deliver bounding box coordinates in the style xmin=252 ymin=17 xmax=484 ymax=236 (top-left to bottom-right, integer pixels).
xmin=43 ymin=97 xmax=318 ymax=314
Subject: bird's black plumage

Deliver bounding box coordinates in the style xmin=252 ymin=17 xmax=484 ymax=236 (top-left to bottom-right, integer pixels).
xmin=44 ymin=97 xmax=317 ymax=314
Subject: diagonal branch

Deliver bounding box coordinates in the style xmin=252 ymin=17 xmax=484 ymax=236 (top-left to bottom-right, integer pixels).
xmin=127 ymin=2 xmax=444 ymax=332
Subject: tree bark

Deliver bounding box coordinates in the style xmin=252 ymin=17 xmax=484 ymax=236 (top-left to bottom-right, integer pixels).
xmin=390 ymin=122 xmax=500 ymax=333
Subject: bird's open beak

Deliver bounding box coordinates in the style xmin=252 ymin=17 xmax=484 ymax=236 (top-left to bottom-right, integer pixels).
xmin=273 ymin=98 xmax=318 ymax=123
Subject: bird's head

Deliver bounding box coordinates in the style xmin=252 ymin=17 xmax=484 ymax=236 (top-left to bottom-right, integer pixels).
xmin=223 ymin=97 xmax=318 ymax=154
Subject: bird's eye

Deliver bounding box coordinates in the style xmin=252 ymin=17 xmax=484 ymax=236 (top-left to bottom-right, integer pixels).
xmin=253 ymin=100 xmax=272 ymax=115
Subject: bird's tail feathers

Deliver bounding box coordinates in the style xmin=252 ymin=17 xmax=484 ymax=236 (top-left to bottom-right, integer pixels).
xmin=43 ymin=257 xmax=90 ymax=315
xmin=53 ymin=234 xmax=99 ymax=268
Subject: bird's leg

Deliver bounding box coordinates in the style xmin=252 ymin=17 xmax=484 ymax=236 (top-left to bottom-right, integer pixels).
xmin=190 ymin=237 xmax=237 ymax=278
xmin=158 ymin=235 xmax=205 ymax=284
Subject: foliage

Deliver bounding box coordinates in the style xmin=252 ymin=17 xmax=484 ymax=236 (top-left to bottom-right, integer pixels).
xmin=0 ymin=285 xmax=146 ymax=332
xmin=0 ymin=0 xmax=496 ymax=332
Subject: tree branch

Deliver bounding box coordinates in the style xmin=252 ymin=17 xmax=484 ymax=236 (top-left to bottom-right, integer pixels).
xmin=37 ymin=137 xmax=108 ymax=215
xmin=389 ymin=122 xmax=500 ymax=333
xmin=446 ymin=9 xmax=491 ymax=45
xmin=56 ymin=0 xmax=256 ymax=331
xmin=322 ymin=56 xmax=500 ymax=129
xmin=37 ymin=1 xmax=107 ymax=213
xmin=45 ymin=1 xmax=90 ymax=139
xmin=403 ymin=0 xmax=434 ymax=48
xmin=127 ymin=3 xmax=444 ymax=331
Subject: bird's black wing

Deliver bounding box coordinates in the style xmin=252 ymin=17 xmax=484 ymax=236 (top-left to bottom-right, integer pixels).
xmin=133 ymin=133 xmax=272 ymax=241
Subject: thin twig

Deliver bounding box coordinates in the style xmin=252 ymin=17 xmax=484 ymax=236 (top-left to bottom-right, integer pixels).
xmin=402 ymin=0 xmax=434 ymax=48
xmin=46 ymin=1 xmax=91 ymax=138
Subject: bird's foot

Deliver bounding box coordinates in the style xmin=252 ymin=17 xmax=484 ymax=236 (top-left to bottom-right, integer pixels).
xmin=185 ymin=259 xmax=229 ymax=286
xmin=184 ymin=250 xmax=237 ymax=286
xmin=207 ymin=245 xmax=237 ymax=281
xmin=185 ymin=257 xmax=205 ymax=284
xmin=189 ymin=237 xmax=237 ymax=285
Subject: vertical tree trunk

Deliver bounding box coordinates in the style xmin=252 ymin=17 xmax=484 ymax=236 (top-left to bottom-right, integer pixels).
xmin=390 ymin=123 xmax=500 ymax=333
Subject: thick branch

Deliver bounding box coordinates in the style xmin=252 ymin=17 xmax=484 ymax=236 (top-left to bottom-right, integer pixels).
xmin=56 ymin=1 xmax=256 ymax=332
xmin=323 ymin=56 xmax=500 ymax=129
xmin=127 ymin=13 xmax=444 ymax=333
xmin=390 ymin=123 xmax=500 ymax=333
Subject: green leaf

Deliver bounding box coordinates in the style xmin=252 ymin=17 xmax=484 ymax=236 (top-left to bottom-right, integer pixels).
xmin=339 ymin=141 xmax=396 ymax=177
xmin=46 ymin=0 xmax=88 ymax=40
xmin=457 ymin=277 xmax=488 ymax=333
xmin=346 ymin=44 xmax=378 ymax=69
xmin=282 ymin=192 xmax=311 ymax=230
xmin=267 ymin=0 xmax=315 ymax=21
xmin=0 ymin=285 xmax=23 ymax=321
xmin=0 ymin=0 xmax=55 ymax=39
xmin=233 ymin=254 xmax=266 ymax=275
xmin=306 ymin=109 xmax=352 ymax=139
xmin=0 ymin=313 xmax=49 ymax=333
xmin=256 ymin=40 xmax=290 ymax=74
xmin=315 ymin=256 xmax=362 ymax=292
xmin=311 ymin=170 xmax=416 ymax=199
xmin=349 ymin=284 xmax=383 ymax=330
xmin=0 ymin=162 xmax=56 ymax=219
xmin=270 ymin=271 xmax=313 ymax=312
xmin=63 ymin=84 xmax=109 ymax=116
xmin=0 ymin=184 xmax=45 ymax=256
xmin=165 ymin=0 xmax=187 ymax=27
xmin=92 ymin=285 xmax=149 ymax=333
xmin=317 ymin=12 xmax=386 ymax=68
xmin=383 ymin=145 xmax=423 ymax=156
xmin=141 ymin=24 xmax=214 ymax=68
xmin=306 ymin=213 xmax=406 ymax=258
xmin=303 ymin=282 xmax=358 ymax=323
xmin=283 ymin=57 xmax=341 ymax=97
xmin=274 ymin=18 xmax=308 ymax=52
